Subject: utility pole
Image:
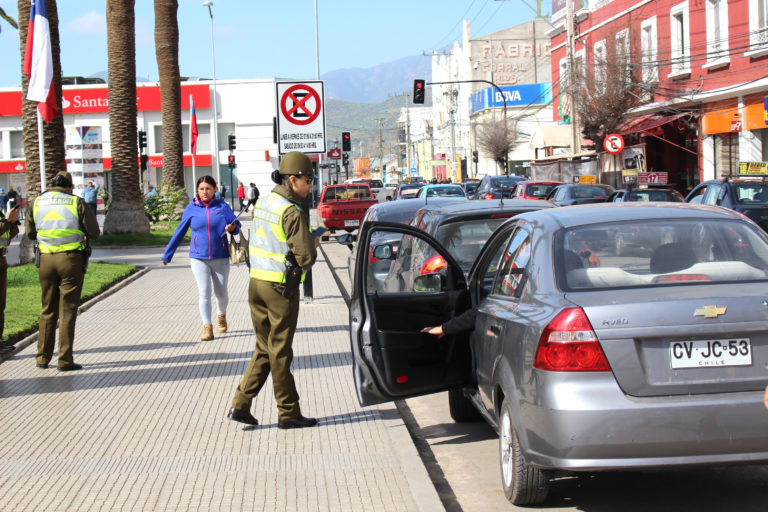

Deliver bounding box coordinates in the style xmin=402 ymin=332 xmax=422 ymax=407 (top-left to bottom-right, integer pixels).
xmin=377 ymin=118 xmax=384 ymax=181
xmin=449 ymin=89 xmax=458 ymax=182
xmin=405 ymin=93 xmax=412 ymax=180
xmin=566 ymin=0 xmax=581 ymax=154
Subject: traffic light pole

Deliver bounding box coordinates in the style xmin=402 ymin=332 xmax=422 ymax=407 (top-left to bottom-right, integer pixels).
xmin=426 ymin=79 xmax=509 ymax=176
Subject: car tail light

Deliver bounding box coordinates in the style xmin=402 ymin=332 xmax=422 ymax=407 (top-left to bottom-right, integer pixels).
xmin=420 ymin=254 xmax=447 ymax=274
xmin=534 ymin=307 xmax=611 ymax=372
xmin=483 ymin=193 xmax=494 ymax=200
xmin=654 ymin=274 xmax=710 ymax=283
xmin=319 ymin=205 xmax=329 ymax=219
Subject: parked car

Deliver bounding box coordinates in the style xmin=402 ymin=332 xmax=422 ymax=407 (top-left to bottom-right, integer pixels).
xmin=462 ymin=180 xmax=480 ymax=199
xmin=317 ymin=183 xmax=377 ymax=236
xmin=511 ymin=180 xmax=563 ymax=200
xmin=545 ymin=183 xmax=615 ymax=206
xmin=472 ymin=175 xmax=525 ymax=200
xmin=345 ymin=178 xmax=396 ymax=202
xmin=608 ymin=186 xmax=684 ymax=202
xmin=395 ymin=183 xmax=425 ymax=200
xmin=350 ymin=202 xmax=768 ymax=506
xmin=416 ymin=184 xmax=466 ymax=198
xmin=685 ymin=176 xmax=768 ymax=232
xmin=337 ymin=197 xmax=465 ymax=285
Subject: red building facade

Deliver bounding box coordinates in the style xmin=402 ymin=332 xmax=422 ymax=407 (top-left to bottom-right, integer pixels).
xmin=549 ymin=0 xmax=768 ymax=191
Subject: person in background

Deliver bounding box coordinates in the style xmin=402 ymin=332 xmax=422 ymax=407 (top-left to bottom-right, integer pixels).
xmin=244 ymin=182 xmax=260 ymax=212
xmin=145 ymin=184 xmax=158 ymax=199
xmin=237 ymin=182 xmax=245 ymax=211
xmin=0 ymin=204 xmax=20 ymax=354
xmin=26 ymin=171 xmax=100 ymax=371
xmin=83 ymin=180 xmax=98 ymax=217
xmin=6 ymin=186 xmax=19 ymax=211
xmin=162 ymin=176 xmax=240 ymax=341
xmin=0 ymin=188 xmax=7 ymax=212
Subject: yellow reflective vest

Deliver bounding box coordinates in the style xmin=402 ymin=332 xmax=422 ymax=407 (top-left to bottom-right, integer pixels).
xmin=33 ymin=191 xmax=86 ymax=253
xmin=248 ymin=192 xmax=306 ymax=283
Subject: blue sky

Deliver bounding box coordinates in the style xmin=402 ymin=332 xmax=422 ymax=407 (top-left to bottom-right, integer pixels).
xmin=0 ymin=0 xmax=541 ymax=89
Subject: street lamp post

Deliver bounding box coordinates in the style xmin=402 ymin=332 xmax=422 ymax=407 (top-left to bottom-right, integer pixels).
xmin=202 ymin=1 xmax=221 ymax=188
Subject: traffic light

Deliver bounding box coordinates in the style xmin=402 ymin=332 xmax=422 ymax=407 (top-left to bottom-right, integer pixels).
xmin=342 ymin=154 xmax=349 ymax=166
xmin=140 ymin=154 xmax=148 ymax=171
xmin=228 ymin=134 xmax=236 ymax=151
xmin=413 ymin=79 xmax=425 ymax=104
xmin=472 ymin=150 xmax=478 ymax=163
xmin=138 ymin=130 xmax=147 ymax=152
xmin=228 ymin=154 xmax=236 ymax=168
xmin=342 ymin=132 xmax=351 ymax=152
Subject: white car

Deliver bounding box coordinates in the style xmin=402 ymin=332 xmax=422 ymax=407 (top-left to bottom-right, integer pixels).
xmin=345 ymin=178 xmax=395 ymax=203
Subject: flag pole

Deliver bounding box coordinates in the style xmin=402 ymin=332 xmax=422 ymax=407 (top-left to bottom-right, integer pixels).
xmin=37 ymin=110 xmax=46 ymax=193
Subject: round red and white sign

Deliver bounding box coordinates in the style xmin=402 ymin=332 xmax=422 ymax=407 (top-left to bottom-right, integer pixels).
xmin=280 ymin=84 xmax=321 ymax=126
xmin=603 ymin=133 xmax=625 ymax=154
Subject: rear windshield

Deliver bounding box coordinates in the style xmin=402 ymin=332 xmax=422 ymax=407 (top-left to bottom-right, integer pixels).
xmin=323 ymin=185 xmax=371 ymax=201
xmin=627 ymin=189 xmax=683 ymax=202
xmin=557 ymin=219 xmax=768 ymax=290
xmin=733 ymin=183 xmax=768 ymax=205
xmin=573 ymin=186 xmax=611 ymax=199
xmin=436 ymin=218 xmax=506 ymax=272
xmin=490 ymin=177 xmax=521 ymax=188
xmin=365 ymin=179 xmax=384 ymax=188
xmin=525 ymin=184 xmax=558 ymax=198
xmin=425 ymin=186 xmax=465 ymax=197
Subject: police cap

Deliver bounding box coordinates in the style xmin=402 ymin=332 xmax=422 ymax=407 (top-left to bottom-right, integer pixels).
xmin=279 ymin=152 xmax=317 ymax=179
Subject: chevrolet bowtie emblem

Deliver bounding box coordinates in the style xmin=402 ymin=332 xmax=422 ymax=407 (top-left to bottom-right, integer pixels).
xmin=694 ymin=305 xmax=727 ymax=318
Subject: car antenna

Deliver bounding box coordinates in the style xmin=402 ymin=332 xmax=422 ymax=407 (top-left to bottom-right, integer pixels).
xmin=499 ymin=194 xmax=504 ymax=207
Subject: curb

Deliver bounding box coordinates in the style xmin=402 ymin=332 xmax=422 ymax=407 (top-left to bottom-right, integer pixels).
xmin=0 ymin=266 xmax=151 ymax=364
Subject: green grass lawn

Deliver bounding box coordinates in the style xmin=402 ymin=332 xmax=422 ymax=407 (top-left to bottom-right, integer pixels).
xmin=91 ymin=221 xmax=189 ymax=247
xmin=4 ymin=262 xmax=137 ymax=344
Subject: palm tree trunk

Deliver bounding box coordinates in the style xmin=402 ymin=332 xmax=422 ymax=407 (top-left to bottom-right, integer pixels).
xmin=154 ymin=0 xmax=185 ymax=192
xmin=17 ymin=0 xmax=66 ymax=263
xmin=103 ymin=0 xmax=150 ymax=234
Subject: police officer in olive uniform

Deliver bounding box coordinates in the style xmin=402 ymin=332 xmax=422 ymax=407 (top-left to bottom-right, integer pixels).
xmin=26 ymin=171 xmax=100 ymax=370
xmin=228 ymin=152 xmax=319 ymax=429
xmin=0 ymin=203 xmax=20 ymax=354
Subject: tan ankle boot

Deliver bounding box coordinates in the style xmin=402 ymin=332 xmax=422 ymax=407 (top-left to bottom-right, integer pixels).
xmin=217 ymin=315 xmax=228 ymax=333
xmin=201 ymin=324 xmax=214 ymax=341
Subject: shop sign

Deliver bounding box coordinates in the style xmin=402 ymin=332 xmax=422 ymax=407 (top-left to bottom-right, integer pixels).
xmin=638 ymin=172 xmax=668 ymax=184
xmin=572 ymin=175 xmax=596 ymax=183
xmin=739 ymin=162 xmax=768 ymax=175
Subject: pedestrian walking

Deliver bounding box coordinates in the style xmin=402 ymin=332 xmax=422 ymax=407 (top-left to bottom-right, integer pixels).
xmin=162 ymin=175 xmax=241 ymax=341
xmin=228 ymin=152 xmax=319 ymax=429
xmin=237 ymin=182 xmax=245 ymax=211
xmin=0 ymin=188 xmax=7 ymax=212
xmin=0 ymin=203 xmax=20 ymax=354
xmin=83 ymin=180 xmax=98 ymax=217
xmin=26 ymin=171 xmax=101 ymax=370
xmin=244 ymin=183 xmax=260 ymax=212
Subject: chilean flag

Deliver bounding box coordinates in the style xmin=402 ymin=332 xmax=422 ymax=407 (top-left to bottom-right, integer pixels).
xmin=190 ymin=94 xmax=198 ymax=157
xmin=23 ymin=0 xmax=57 ymax=123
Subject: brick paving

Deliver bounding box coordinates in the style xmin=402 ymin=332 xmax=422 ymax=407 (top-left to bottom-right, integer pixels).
xmin=0 ymin=238 xmax=441 ymax=511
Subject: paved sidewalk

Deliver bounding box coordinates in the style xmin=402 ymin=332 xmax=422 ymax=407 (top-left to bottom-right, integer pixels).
xmin=0 ymin=241 xmax=442 ymax=511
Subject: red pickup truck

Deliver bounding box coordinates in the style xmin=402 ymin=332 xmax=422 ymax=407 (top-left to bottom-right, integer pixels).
xmin=317 ymin=183 xmax=377 ymax=235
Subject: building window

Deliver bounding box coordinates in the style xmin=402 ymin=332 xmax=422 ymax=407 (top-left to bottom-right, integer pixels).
xmin=593 ymin=39 xmax=606 ymax=93
xmin=747 ymin=0 xmax=768 ymax=55
xmin=669 ymin=2 xmax=691 ymax=78
xmin=10 ymin=131 xmax=23 ymax=159
xmin=640 ymin=16 xmax=658 ymax=88
xmin=615 ymin=28 xmax=631 ymax=82
xmin=704 ymin=0 xmax=730 ymax=68
xmin=182 ymin=123 xmax=212 ymax=154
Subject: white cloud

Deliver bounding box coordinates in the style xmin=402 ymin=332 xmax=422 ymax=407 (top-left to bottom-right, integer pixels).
xmin=66 ymin=11 xmax=107 ymax=35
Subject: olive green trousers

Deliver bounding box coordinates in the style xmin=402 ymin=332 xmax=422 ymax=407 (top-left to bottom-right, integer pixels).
xmin=37 ymin=252 xmax=84 ymax=366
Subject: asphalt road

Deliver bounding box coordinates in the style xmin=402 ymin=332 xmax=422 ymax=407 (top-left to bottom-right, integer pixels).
xmin=320 ymin=235 xmax=768 ymax=512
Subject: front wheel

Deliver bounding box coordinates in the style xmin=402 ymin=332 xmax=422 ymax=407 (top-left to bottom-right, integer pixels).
xmin=499 ymin=399 xmax=551 ymax=506
xmin=448 ymin=388 xmax=481 ymax=422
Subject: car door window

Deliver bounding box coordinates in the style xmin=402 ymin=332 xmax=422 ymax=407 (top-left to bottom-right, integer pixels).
xmin=702 ymin=184 xmax=721 ymax=205
xmin=371 ymin=231 xmax=452 ymax=294
xmin=491 ymin=229 xmax=531 ymax=298
xmin=554 ymin=188 xmax=566 ymax=201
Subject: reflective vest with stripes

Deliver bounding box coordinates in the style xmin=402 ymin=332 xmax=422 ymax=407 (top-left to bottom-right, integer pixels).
xmin=248 ymin=192 xmax=305 ymax=283
xmin=33 ymin=191 xmax=85 ymax=253
xmin=0 ymin=212 xmax=10 ymax=248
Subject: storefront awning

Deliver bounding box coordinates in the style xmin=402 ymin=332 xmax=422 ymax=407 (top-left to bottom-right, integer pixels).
xmin=618 ymin=113 xmax=687 ymax=135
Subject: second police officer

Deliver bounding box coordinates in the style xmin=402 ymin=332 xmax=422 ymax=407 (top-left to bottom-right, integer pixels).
xmin=228 ymin=152 xmax=319 ymax=429
xmin=26 ymin=171 xmax=100 ymax=370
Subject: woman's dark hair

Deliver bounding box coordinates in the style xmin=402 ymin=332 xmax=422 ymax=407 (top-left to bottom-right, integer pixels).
xmin=196 ymin=175 xmax=217 ymax=188
xmin=52 ymin=174 xmax=72 ymax=188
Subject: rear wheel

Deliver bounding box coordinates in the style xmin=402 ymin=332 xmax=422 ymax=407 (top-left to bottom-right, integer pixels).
xmin=448 ymin=388 xmax=481 ymax=422
xmin=499 ymin=399 xmax=551 ymax=505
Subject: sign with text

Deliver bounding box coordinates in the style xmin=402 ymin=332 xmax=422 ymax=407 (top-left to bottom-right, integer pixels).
xmin=739 ymin=161 xmax=768 ymax=174
xmin=469 ymin=83 xmax=551 ymax=114
xmin=276 ymin=81 xmax=326 ymax=154
xmin=638 ymin=172 xmax=668 ymax=184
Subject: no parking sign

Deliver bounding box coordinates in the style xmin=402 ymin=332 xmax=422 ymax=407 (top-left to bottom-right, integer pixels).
xmin=276 ymin=80 xmax=326 ymax=154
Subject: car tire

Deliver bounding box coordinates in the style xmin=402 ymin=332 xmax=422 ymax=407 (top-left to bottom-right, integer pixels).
xmin=448 ymin=387 xmax=481 ymax=422
xmin=499 ymin=398 xmax=551 ymax=506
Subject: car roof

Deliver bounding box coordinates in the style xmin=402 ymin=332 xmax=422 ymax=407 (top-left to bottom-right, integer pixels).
xmin=511 ymin=202 xmax=745 ymax=229
xmin=370 ymin=197 xmax=464 ymax=218
xmin=415 ymin=198 xmax=553 ymax=216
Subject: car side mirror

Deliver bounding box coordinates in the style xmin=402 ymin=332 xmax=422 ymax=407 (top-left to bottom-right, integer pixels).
xmin=372 ymin=244 xmax=395 ymax=260
xmin=337 ymin=233 xmax=356 ymax=247
xmin=413 ymin=273 xmax=445 ymax=292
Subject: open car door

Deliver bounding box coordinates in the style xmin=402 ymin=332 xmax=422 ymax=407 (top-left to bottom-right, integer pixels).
xmin=350 ymin=221 xmax=472 ymax=406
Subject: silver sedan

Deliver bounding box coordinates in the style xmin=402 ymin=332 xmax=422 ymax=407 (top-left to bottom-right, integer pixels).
xmin=349 ymin=202 xmax=768 ymax=506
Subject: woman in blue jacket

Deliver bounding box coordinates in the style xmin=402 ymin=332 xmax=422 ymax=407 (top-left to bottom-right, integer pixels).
xmin=162 ymin=176 xmax=241 ymax=341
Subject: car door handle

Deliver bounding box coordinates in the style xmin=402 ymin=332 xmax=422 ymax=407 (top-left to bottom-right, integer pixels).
xmin=489 ymin=324 xmax=502 ymax=335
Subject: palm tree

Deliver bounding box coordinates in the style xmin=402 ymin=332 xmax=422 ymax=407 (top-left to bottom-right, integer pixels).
xmin=1 ymin=6 xmax=19 ymax=29
xmin=17 ymin=0 xmax=66 ymax=263
xmin=154 ymin=0 xmax=185 ymax=194
xmin=103 ymin=0 xmax=150 ymax=234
